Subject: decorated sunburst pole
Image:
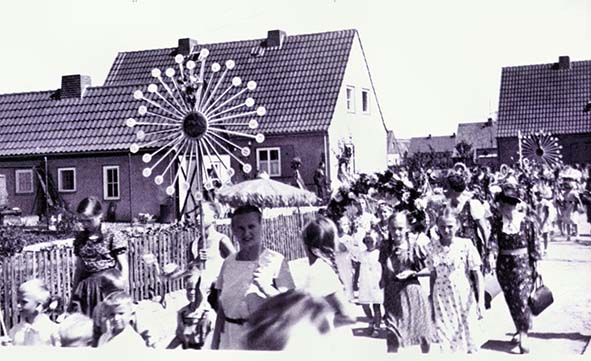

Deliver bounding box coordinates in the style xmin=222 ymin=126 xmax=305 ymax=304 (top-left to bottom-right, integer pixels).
xmin=517 ymin=130 xmax=523 ymax=168
xmin=126 ymin=48 xmax=266 ymax=271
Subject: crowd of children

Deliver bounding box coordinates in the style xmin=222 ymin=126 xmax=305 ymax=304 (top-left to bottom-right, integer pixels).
xmin=0 ymin=162 xmax=589 ymax=353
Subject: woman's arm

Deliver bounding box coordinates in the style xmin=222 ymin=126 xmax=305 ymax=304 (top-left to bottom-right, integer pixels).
xmin=470 ymin=269 xmax=485 ymax=317
xmin=429 ymin=271 xmax=437 ymax=321
xmin=72 ymin=257 xmax=84 ymax=289
xmin=210 ymin=302 xmax=224 ymax=350
xmin=115 ymin=253 xmax=130 ymax=291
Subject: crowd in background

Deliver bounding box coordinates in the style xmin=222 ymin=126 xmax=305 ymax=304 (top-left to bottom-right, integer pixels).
xmin=0 ymin=161 xmax=590 ymax=353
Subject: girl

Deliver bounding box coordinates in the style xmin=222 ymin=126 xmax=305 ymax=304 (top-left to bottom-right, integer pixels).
xmin=380 ymin=212 xmax=433 ymax=353
xmin=301 ymin=216 xmax=355 ymax=325
xmin=357 ymin=228 xmax=383 ymax=337
xmin=71 ymin=197 xmax=128 ymax=317
xmin=428 ymin=206 xmax=484 ymax=353
xmin=334 ymin=216 xmax=354 ymax=302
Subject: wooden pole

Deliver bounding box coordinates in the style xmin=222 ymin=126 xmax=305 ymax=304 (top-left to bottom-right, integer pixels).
xmin=517 ymin=130 xmax=523 ymax=168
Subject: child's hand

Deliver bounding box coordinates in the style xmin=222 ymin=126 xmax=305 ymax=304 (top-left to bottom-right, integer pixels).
xmin=142 ymin=253 xmax=157 ymax=266
xmin=395 ymin=270 xmax=416 ymax=280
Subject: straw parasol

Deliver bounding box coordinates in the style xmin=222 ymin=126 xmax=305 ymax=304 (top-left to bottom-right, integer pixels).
xmin=216 ymin=172 xmax=317 ymax=209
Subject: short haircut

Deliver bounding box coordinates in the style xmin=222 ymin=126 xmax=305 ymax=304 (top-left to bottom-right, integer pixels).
xmin=18 ymin=279 xmax=50 ymax=306
xmin=243 ymin=290 xmax=334 ymax=351
xmin=101 ymin=291 xmax=133 ymax=313
xmin=59 ymin=313 xmax=94 ymax=347
xmin=76 ymin=197 xmax=103 ymax=216
xmin=231 ymin=204 xmax=262 ymax=223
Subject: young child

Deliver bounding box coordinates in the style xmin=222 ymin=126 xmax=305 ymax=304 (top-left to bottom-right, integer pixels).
xmin=168 ymin=274 xmax=212 ymax=350
xmin=357 ymin=229 xmax=384 ymax=337
xmin=97 ymin=291 xmax=145 ymax=349
xmin=534 ymin=186 xmax=556 ymax=256
xmin=58 ymin=313 xmax=94 ymax=347
xmin=6 ymin=279 xmax=60 ymax=346
xmin=301 ymin=216 xmax=355 ymax=325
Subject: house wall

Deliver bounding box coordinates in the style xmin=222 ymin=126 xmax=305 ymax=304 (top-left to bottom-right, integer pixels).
xmin=0 ymin=153 xmax=172 ymax=222
xmin=228 ymin=134 xmax=326 ymax=190
xmin=327 ymin=32 xmax=388 ymax=187
xmin=498 ymin=133 xmax=591 ymax=166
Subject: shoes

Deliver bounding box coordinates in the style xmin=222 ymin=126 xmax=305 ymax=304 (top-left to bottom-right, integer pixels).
xmin=519 ymin=333 xmax=530 ymax=354
xmin=510 ymin=333 xmax=519 ymax=344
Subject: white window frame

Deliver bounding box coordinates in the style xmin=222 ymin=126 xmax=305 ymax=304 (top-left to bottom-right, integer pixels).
xmin=346 ymin=85 xmax=356 ymax=113
xmin=361 ymin=88 xmax=370 ymax=114
xmin=103 ymin=165 xmax=120 ymax=200
xmin=256 ymin=147 xmax=281 ymax=177
xmin=15 ymin=169 xmax=34 ymax=194
xmin=58 ymin=167 xmax=77 ymax=193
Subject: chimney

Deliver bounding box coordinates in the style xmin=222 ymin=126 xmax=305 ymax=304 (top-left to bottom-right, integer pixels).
xmin=266 ymin=30 xmax=287 ymax=48
xmin=61 ymin=75 xmax=91 ymax=99
xmin=558 ymin=56 xmax=570 ymax=70
xmin=486 ymin=117 xmax=493 ymax=126
xmin=427 ymin=134 xmax=432 ymax=139
xmin=178 ymin=38 xmax=198 ymax=55
xmin=451 ymin=133 xmax=456 ymax=138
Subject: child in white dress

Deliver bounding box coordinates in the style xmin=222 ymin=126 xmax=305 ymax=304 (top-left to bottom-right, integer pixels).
xmin=357 ymin=229 xmax=384 ymax=337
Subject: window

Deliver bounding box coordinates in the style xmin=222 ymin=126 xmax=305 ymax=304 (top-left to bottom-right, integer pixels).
xmin=256 ymin=148 xmax=281 ymax=177
xmin=0 ymin=175 xmax=7 ymax=206
xmin=346 ymin=86 xmax=355 ymax=113
xmin=361 ymin=89 xmax=370 ymax=114
xmin=103 ymin=166 xmax=120 ymax=200
xmin=58 ymin=168 xmax=76 ymax=192
xmin=15 ymin=169 xmax=34 ymax=194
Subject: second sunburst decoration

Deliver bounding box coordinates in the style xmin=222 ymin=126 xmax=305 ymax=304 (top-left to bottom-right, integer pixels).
xmin=125 ymin=48 xmax=267 ymax=198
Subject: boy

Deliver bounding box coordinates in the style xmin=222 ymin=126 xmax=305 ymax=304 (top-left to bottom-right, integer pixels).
xmin=6 ymin=279 xmax=60 ymax=346
xmin=97 ymin=291 xmax=145 ymax=349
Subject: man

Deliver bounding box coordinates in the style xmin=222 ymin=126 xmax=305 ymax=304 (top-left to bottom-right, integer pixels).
xmin=314 ymin=161 xmax=327 ymax=202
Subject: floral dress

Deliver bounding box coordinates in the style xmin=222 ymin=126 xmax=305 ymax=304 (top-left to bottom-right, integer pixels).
xmin=380 ymin=233 xmax=433 ymax=348
xmin=489 ymin=212 xmax=541 ymax=332
xmin=71 ymin=227 xmax=128 ymax=316
xmin=427 ymin=234 xmax=482 ymax=353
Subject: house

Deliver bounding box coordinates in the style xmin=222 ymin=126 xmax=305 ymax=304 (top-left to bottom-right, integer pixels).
xmin=455 ymin=118 xmax=498 ymax=168
xmin=497 ymin=56 xmax=591 ymax=165
xmin=407 ymin=134 xmax=457 ymax=169
xmin=0 ymin=29 xmax=388 ymax=221
xmin=386 ymin=130 xmax=409 ymax=166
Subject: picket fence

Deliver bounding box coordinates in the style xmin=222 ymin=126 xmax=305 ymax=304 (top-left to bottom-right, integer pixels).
xmin=0 ymin=209 xmax=315 ymax=332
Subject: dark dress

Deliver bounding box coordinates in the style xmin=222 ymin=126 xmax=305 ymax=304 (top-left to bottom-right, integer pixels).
xmin=71 ymin=228 xmax=128 ymax=317
xmin=379 ymin=233 xmax=433 ymax=348
xmin=490 ymin=212 xmax=541 ymax=332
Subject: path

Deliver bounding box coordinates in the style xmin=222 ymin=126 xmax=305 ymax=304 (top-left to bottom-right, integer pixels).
xmin=140 ymin=214 xmax=591 ymax=354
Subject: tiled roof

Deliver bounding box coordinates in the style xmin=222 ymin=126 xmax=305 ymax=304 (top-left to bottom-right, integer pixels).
xmin=0 ymin=30 xmax=356 ymax=157
xmin=105 ymin=29 xmax=356 ymax=135
xmin=408 ymin=135 xmax=456 ymax=155
xmin=456 ymin=121 xmax=497 ymax=149
xmin=497 ymin=59 xmax=591 ymax=138
xmin=0 ymin=85 xmax=140 ymax=156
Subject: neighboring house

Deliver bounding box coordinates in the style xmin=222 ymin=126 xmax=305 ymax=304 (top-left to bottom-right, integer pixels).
xmin=386 ymin=130 xmax=409 ymax=166
xmin=455 ymin=118 xmax=498 ymax=168
xmin=497 ymin=56 xmax=591 ymax=165
xmin=0 ymin=29 xmax=388 ymax=221
xmin=407 ymin=134 xmax=457 ymax=168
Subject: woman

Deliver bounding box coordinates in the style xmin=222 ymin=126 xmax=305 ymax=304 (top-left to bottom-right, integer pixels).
xmin=380 ymin=211 xmax=433 ymax=353
xmin=489 ymin=183 xmax=542 ymax=354
xmin=71 ymin=197 xmax=128 ymax=317
xmin=212 ymin=205 xmax=295 ymax=350
xmin=427 ymin=206 xmax=484 ymax=353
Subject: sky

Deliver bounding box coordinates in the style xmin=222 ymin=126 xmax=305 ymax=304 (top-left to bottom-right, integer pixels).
xmin=0 ymin=0 xmax=589 ymax=139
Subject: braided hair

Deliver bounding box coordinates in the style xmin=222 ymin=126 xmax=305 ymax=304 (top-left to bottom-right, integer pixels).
xmin=302 ymin=216 xmax=344 ymax=287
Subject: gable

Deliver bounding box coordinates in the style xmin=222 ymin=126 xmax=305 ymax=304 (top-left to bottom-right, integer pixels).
xmin=408 ymin=135 xmax=456 ymax=155
xmin=456 ymin=121 xmax=497 ymax=149
xmin=105 ymin=30 xmax=356 ymax=135
xmin=497 ymin=59 xmax=591 ymax=138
